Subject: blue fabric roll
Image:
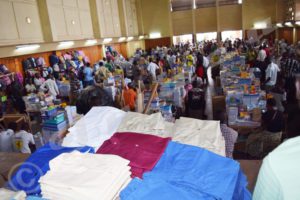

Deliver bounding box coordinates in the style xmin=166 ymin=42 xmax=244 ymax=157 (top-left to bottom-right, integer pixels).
xmin=121 ymin=141 xmax=251 ymax=200
xmin=7 ymin=142 xmax=94 ymax=195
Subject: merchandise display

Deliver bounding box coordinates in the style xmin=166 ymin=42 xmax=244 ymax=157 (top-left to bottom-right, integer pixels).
xmin=219 ymin=54 xmax=266 ymax=127
xmin=121 ymin=141 xmax=251 ymax=200
xmin=7 ymin=143 xmax=94 ymax=195
xmin=97 ymin=132 xmax=171 ymax=178
xmin=2 ymin=1 xmax=300 ymax=199
xmin=172 ymin=118 xmax=226 ymax=156
xmin=39 ymin=151 xmax=131 ymax=200
xmin=62 ymin=107 xmax=126 ymax=150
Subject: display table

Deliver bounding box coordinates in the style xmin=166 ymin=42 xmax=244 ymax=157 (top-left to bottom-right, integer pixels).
xmin=0 ymin=153 xmax=30 ymax=187
xmin=0 ymin=152 xmax=262 ymax=194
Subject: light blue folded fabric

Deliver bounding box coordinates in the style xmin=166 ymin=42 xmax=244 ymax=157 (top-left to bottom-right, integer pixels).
xmin=121 ymin=141 xmax=251 ymax=200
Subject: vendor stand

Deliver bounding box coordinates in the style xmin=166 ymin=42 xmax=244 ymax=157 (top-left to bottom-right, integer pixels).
xmin=216 ymin=54 xmax=266 ymax=134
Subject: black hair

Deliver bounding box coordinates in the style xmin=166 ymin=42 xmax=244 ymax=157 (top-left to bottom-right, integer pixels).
xmin=214 ymin=110 xmax=226 ymax=124
xmin=8 ymin=122 xmax=18 ymax=132
xmin=267 ymin=98 xmax=276 ymax=107
xmin=192 ymin=80 xmax=198 ymax=88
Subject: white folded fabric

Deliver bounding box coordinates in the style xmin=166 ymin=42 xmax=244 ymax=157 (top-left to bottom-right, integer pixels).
xmin=39 ymin=151 xmax=131 ymax=200
xmin=172 ymin=117 xmax=226 ymax=156
xmin=62 ymin=106 xmax=126 ymax=150
xmin=117 ymin=112 xmax=174 ymax=137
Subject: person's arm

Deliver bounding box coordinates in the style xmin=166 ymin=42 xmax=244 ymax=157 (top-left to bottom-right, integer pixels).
xmin=54 ymin=80 xmax=59 ymax=95
xmin=39 ymin=82 xmax=46 ymax=92
xmin=264 ymin=67 xmax=272 ymax=84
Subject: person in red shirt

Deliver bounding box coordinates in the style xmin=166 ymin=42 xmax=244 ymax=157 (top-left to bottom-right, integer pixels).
xmin=195 ymin=52 xmax=204 ymax=82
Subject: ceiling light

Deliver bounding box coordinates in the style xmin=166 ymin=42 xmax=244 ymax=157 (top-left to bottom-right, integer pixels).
xmin=58 ymin=41 xmax=74 ymax=47
xmin=254 ymin=22 xmax=267 ymax=29
xmin=276 ymin=23 xmax=283 ymax=27
xmin=127 ymin=37 xmax=134 ymax=41
xmin=103 ymin=38 xmax=112 ymax=43
xmin=16 ymin=44 xmax=40 ymax=51
xmin=149 ymin=32 xmax=161 ymax=39
xmin=285 ymin=22 xmax=293 ymax=27
xmin=85 ymin=39 xmax=97 ymax=46
xmin=238 ymin=0 xmax=242 ymax=4
xmin=118 ymin=37 xmax=126 ymax=42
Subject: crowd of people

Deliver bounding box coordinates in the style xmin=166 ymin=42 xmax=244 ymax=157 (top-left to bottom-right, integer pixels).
xmin=15 ymin=37 xmax=300 ymax=158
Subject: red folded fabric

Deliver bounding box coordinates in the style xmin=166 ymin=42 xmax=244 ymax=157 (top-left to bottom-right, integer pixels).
xmin=96 ymin=132 xmax=171 ymax=178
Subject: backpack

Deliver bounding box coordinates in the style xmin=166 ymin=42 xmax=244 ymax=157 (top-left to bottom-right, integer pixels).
xmin=22 ymin=59 xmax=32 ymax=71
xmin=36 ymin=57 xmax=46 ymax=66
xmin=188 ymin=88 xmax=204 ymax=109
xmin=0 ymin=64 xmax=10 ymax=74
xmin=28 ymin=57 xmax=37 ymax=68
xmin=77 ymin=66 xmax=85 ymax=81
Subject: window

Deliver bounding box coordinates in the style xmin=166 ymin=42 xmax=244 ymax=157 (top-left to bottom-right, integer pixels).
xmin=195 ymin=0 xmax=215 ymax=8
xmin=171 ymin=0 xmax=193 ymax=12
xmin=173 ymin=34 xmax=193 ymax=45
xmin=196 ymin=32 xmax=217 ymax=42
xmin=195 ymin=0 xmax=240 ymax=8
xmin=221 ymin=30 xmax=243 ymax=41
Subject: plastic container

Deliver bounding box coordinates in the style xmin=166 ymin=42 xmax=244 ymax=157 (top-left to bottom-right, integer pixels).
xmin=44 ymin=113 xmax=65 ymax=125
xmin=44 ymin=107 xmax=58 ymax=117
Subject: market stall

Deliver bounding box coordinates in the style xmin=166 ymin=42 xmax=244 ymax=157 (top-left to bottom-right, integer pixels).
xmin=216 ymin=54 xmax=266 ymax=132
xmin=4 ymin=106 xmax=252 ymax=200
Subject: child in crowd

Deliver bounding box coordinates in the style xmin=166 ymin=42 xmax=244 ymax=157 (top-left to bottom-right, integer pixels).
xmin=187 ymin=80 xmax=205 ymax=119
xmin=25 ymin=78 xmax=36 ymax=94
xmin=123 ymin=82 xmax=137 ymax=111
xmin=8 ymin=122 xmax=36 ymax=154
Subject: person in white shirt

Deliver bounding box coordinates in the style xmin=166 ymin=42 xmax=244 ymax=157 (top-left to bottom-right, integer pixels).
xmin=40 ymin=74 xmax=59 ymax=99
xmin=147 ymin=57 xmax=159 ymax=81
xmin=203 ymin=55 xmax=210 ymax=84
xmin=25 ymin=78 xmax=36 ymax=94
xmin=33 ymin=73 xmax=45 ymax=89
xmin=265 ymin=59 xmax=278 ymax=91
xmin=257 ymin=46 xmax=267 ymax=62
xmin=8 ymin=122 xmax=35 ymax=154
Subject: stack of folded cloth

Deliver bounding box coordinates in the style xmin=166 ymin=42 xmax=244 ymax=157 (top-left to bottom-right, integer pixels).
xmin=116 ymin=112 xmax=174 ymax=137
xmin=121 ymin=142 xmax=251 ymax=200
xmin=7 ymin=143 xmax=94 ymax=195
xmin=62 ymin=107 xmax=126 ymax=150
xmin=39 ymin=151 xmax=131 ymax=200
xmin=172 ymin=117 xmax=226 ymax=156
xmin=97 ymin=132 xmax=171 ymax=178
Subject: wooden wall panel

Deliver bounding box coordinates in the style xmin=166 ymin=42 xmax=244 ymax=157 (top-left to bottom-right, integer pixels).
xmin=297 ymin=28 xmax=300 ymax=44
xmin=171 ymin=10 xmax=193 ymax=36
xmin=110 ymin=43 xmax=128 ymax=59
xmin=219 ymin=5 xmax=242 ymax=31
xmin=195 ymin=7 xmax=217 ymax=33
xmin=278 ymin=28 xmax=293 ymax=44
xmin=145 ymin=37 xmax=171 ymax=50
xmin=0 ymin=45 xmax=103 ymax=73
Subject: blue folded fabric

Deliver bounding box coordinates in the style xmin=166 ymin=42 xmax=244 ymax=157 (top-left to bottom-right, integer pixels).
xmin=26 ymin=196 xmax=48 ymax=200
xmin=121 ymin=141 xmax=251 ymax=200
xmin=7 ymin=142 xmax=94 ymax=195
xmin=121 ymin=177 xmax=217 ymax=200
